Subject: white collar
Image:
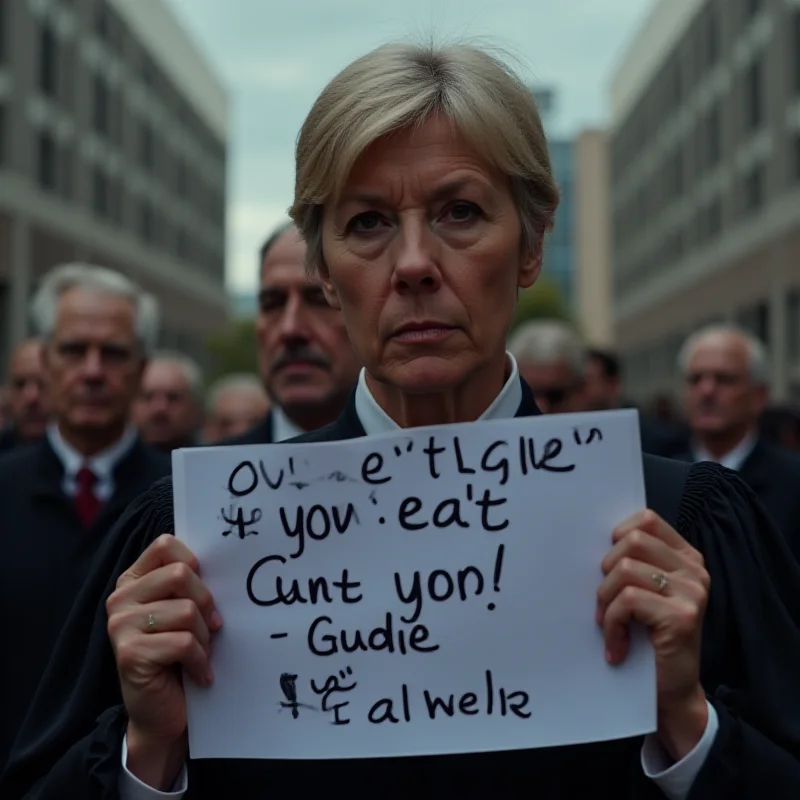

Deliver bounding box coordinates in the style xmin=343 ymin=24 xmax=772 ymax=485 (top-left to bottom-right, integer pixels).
xmin=271 ymin=406 xmax=304 ymax=442
xmin=355 ymin=353 xmax=522 ymax=436
xmin=693 ymin=431 xmax=758 ymax=472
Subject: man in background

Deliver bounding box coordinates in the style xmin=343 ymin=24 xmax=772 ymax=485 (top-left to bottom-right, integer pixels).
xmin=133 ymin=351 xmax=203 ymax=452
xmin=677 ymin=324 xmax=800 ymax=558
xmin=0 ymin=263 xmax=170 ymax=773
xmin=203 ymin=373 xmax=269 ymax=443
xmin=228 ymin=221 xmax=361 ymax=444
xmin=0 ymin=338 xmax=48 ymax=453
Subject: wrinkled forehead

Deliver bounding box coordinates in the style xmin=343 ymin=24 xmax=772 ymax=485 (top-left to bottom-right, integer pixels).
xmin=688 ymin=336 xmax=750 ymax=374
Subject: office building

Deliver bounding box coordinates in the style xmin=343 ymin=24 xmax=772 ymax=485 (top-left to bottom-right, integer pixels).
xmin=573 ymin=129 xmax=614 ymax=347
xmin=610 ymin=0 xmax=800 ymax=403
xmin=0 ymin=0 xmax=229 ymax=371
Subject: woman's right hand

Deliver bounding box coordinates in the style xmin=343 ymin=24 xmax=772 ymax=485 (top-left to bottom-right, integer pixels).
xmin=107 ymin=534 xmax=222 ymax=789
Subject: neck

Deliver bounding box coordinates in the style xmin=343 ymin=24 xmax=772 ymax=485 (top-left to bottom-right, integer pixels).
xmin=695 ymin=425 xmax=755 ymax=460
xmin=284 ymin=393 xmax=350 ymax=433
xmin=57 ymin=421 xmax=128 ymax=457
xmin=367 ymin=356 xmax=508 ymax=428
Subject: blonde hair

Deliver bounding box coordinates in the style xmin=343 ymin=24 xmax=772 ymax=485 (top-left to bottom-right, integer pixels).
xmin=290 ymin=41 xmax=559 ymax=274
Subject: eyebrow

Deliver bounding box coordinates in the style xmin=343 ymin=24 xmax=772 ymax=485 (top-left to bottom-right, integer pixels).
xmin=339 ymin=177 xmax=490 ymax=208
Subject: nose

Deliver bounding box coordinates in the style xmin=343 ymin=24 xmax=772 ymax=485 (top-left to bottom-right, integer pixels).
xmin=81 ymin=347 xmax=106 ymax=381
xmin=391 ymin=219 xmax=441 ymax=295
xmin=277 ymin=295 xmax=310 ymax=343
xmin=22 ymin=380 xmax=41 ymax=404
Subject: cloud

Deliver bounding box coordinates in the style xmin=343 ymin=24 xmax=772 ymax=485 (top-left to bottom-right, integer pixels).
xmin=226 ymin=201 xmax=291 ymax=292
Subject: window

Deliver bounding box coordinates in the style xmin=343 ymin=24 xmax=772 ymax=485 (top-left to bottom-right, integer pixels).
xmin=39 ymin=21 xmax=57 ymax=98
xmin=744 ymin=57 xmax=762 ymax=132
xmin=708 ymin=103 xmax=721 ymax=166
xmin=794 ymin=11 xmax=800 ymax=95
xmin=38 ymin=132 xmax=56 ymax=190
xmin=139 ymin=122 xmax=153 ymax=170
xmin=93 ymin=76 xmax=108 ymax=136
xmin=0 ymin=0 xmax=8 ymax=66
xmin=743 ymin=164 xmax=764 ymax=212
xmin=60 ymin=143 xmax=73 ymax=199
xmin=139 ymin=200 xmax=153 ymax=241
xmin=0 ymin=105 xmax=5 ymax=166
xmin=708 ymin=198 xmax=722 ymax=238
xmin=93 ymin=168 xmax=108 ymax=217
xmin=109 ymin=179 xmax=122 ymax=223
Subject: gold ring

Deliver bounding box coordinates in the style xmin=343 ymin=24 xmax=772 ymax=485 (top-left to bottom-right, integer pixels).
xmin=146 ymin=613 xmax=157 ymax=633
xmin=652 ymin=572 xmax=669 ymax=593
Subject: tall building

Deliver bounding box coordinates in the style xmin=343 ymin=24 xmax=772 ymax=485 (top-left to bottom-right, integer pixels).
xmin=531 ymin=86 xmax=575 ymax=308
xmin=0 ymin=0 xmax=229 ymax=371
xmin=573 ymin=129 xmax=614 ymax=347
xmin=610 ymin=0 xmax=800 ymax=403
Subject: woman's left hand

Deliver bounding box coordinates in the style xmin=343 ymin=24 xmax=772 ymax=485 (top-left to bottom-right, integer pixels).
xmin=597 ymin=509 xmax=711 ymax=760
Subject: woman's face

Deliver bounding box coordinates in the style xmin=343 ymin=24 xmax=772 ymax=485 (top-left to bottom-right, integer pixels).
xmin=321 ymin=114 xmax=541 ymax=396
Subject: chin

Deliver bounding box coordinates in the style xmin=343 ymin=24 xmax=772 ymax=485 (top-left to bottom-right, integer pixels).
xmin=385 ymin=358 xmax=472 ymax=395
xmin=278 ymin=385 xmax=333 ymax=409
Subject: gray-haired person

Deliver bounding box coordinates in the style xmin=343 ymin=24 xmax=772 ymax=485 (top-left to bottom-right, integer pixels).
xmin=6 ymin=43 xmax=800 ymax=800
xmin=0 ymin=263 xmax=171 ymax=776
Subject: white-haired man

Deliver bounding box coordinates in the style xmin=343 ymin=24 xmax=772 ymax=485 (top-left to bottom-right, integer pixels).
xmin=202 ymin=373 xmax=269 ymax=444
xmin=133 ymin=351 xmax=204 ymax=452
xmin=677 ymin=324 xmax=800 ymax=558
xmin=0 ymin=263 xmax=171 ymax=773
xmin=508 ymin=319 xmax=588 ymax=414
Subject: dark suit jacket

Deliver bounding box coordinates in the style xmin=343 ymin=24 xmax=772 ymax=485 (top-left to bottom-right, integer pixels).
xmin=4 ymin=383 xmax=800 ymax=797
xmin=0 ymin=426 xmax=25 ymax=454
xmin=0 ymin=435 xmax=171 ymax=773
xmin=220 ymin=412 xmax=274 ymax=446
xmin=676 ymin=437 xmax=800 ymax=561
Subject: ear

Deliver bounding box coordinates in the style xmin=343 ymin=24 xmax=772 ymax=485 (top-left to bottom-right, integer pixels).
xmin=518 ymin=234 xmax=543 ymax=290
xmin=317 ymin=258 xmax=342 ymax=310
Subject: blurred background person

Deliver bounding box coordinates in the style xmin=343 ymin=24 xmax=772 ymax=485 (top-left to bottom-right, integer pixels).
xmin=508 ymin=319 xmax=587 ymax=414
xmin=228 ymin=221 xmax=361 ymax=445
xmin=0 ymin=263 xmax=171 ymax=774
xmin=759 ymin=405 xmax=800 ymax=453
xmin=0 ymin=387 xmax=10 ymax=431
xmin=202 ymin=373 xmax=269 ymax=443
xmin=133 ymin=351 xmax=204 ymax=452
xmin=0 ymin=338 xmax=48 ymax=453
xmin=585 ymin=347 xmax=688 ymax=457
xmin=676 ymin=325 xmax=800 ymax=559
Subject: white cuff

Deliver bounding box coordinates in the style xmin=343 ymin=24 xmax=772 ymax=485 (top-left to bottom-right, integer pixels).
xmin=641 ymin=700 xmax=719 ymax=800
xmin=119 ymin=734 xmax=188 ymax=799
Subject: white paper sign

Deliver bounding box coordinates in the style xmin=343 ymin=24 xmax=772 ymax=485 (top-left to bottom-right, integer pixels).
xmin=172 ymin=410 xmax=655 ymax=760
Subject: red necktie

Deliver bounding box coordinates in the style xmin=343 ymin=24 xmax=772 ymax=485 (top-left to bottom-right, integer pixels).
xmin=75 ymin=466 xmax=101 ymax=528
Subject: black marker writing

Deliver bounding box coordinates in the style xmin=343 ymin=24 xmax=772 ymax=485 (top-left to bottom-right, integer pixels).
xmin=279 ymin=503 xmax=360 ymax=559
xmin=221 ymin=506 xmax=262 ymax=539
xmin=397 ymin=487 xmax=508 ymax=532
xmin=306 ymin=613 xmax=439 ymax=657
xmin=277 ymin=672 xmax=316 ymax=719
xmin=310 ymin=666 xmax=357 ymax=725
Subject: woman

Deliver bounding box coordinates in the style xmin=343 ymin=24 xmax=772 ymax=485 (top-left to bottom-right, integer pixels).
xmin=5 ymin=42 xmax=800 ymax=800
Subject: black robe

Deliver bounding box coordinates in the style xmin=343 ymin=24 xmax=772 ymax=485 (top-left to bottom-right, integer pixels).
xmin=0 ymin=435 xmax=170 ymax=776
xmin=3 ymin=383 xmax=800 ymax=798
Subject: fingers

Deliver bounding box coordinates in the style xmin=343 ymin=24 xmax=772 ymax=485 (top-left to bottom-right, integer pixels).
xmin=123 ymin=535 xmax=201 ymax=583
xmin=601 ymin=528 xmax=685 ymax=576
xmin=111 ymin=598 xmax=212 ymax=654
xmin=597 ymin=557 xmax=672 ymax=617
xmin=115 ymin=630 xmax=212 ymax=688
xmin=613 ymin=510 xmax=689 ymax=550
xmin=602 ymin=585 xmax=702 ymax=665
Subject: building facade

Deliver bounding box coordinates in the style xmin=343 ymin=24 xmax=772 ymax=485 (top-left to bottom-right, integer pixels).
xmin=545 ymin=139 xmax=575 ymax=308
xmin=573 ymin=129 xmax=614 ymax=347
xmin=610 ymin=0 xmax=800 ymax=403
xmin=0 ymin=0 xmax=229 ymax=372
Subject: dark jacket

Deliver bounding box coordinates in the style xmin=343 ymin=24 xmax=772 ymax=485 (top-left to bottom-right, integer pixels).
xmin=0 ymin=435 xmax=171 ymax=773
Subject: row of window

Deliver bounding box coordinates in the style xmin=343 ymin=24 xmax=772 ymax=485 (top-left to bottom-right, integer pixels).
xmin=612 ymin=6 xmax=799 ymax=181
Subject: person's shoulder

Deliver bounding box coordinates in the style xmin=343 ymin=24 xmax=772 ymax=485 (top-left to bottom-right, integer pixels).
xmin=0 ymin=439 xmax=44 ymax=481
xmin=756 ymin=438 xmax=800 ymax=473
xmin=285 ymin=419 xmax=345 ymax=445
xmin=135 ymin=440 xmax=172 ymax=474
xmin=220 ymin=415 xmax=273 ymax=446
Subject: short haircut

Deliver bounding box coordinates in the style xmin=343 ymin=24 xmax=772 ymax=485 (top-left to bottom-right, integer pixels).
xmin=588 ymin=348 xmax=621 ymax=381
xmin=508 ymin=320 xmax=586 ymax=380
xmin=290 ymin=40 xmax=559 ymax=275
xmin=148 ymin=350 xmax=204 ymax=401
xmin=677 ymin=324 xmax=768 ymax=386
xmin=258 ymin=221 xmax=296 ymax=280
xmin=205 ymin=373 xmax=266 ymax=415
xmin=30 ymin=263 xmax=159 ymax=356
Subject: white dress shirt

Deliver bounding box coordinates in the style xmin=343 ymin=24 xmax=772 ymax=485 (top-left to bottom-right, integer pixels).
xmin=47 ymin=423 xmax=138 ymax=501
xmin=121 ymin=355 xmax=717 ymax=799
xmin=693 ymin=431 xmax=757 ymax=472
xmin=270 ymin=406 xmax=303 ymax=443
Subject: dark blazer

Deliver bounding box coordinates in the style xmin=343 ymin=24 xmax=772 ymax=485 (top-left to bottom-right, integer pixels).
xmin=676 ymin=436 xmax=800 ymax=561
xmin=0 ymin=426 xmax=25 ymax=454
xmin=3 ymin=385 xmax=800 ymax=798
xmin=0 ymin=435 xmax=171 ymax=774
xmin=220 ymin=412 xmax=275 ymax=446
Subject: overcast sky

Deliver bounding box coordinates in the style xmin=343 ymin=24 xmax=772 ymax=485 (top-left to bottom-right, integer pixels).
xmin=165 ymin=0 xmax=653 ymax=293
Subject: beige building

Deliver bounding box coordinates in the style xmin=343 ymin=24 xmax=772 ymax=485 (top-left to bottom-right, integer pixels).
xmin=573 ymin=129 xmax=614 ymax=347
xmin=0 ymin=0 xmax=229 ymax=371
xmin=610 ymin=0 xmax=800 ymax=404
